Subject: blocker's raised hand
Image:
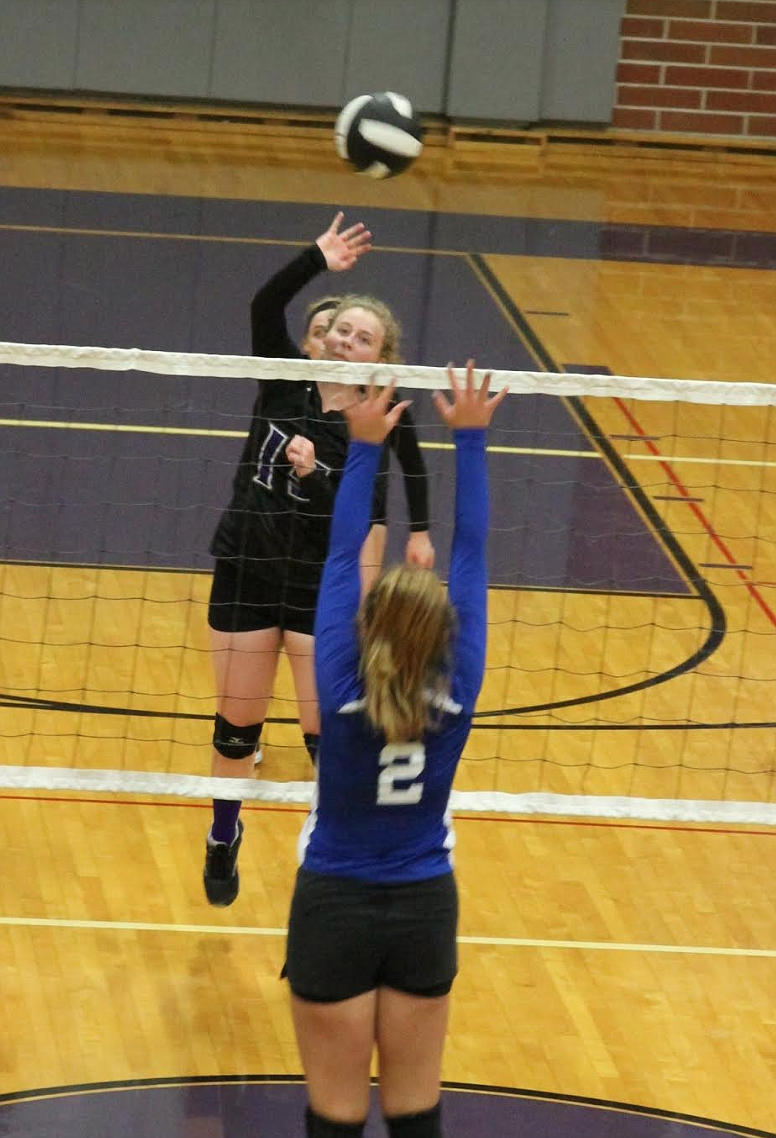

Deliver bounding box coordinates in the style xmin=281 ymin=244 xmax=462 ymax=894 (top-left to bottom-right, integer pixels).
xmin=316 ymin=210 xmax=373 ymax=272
xmin=432 ymin=359 xmax=508 ymax=430
xmin=344 ymin=380 xmax=411 ymax=445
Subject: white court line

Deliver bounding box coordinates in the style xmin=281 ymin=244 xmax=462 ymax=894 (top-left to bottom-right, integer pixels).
xmin=0 ymin=915 xmax=773 ymax=957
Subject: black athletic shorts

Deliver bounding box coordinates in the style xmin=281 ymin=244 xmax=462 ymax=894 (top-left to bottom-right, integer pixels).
xmin=207 ymin=558 xmax=317 ymax=636
xmin=284 ymin=867 xmax=458 ymax=1003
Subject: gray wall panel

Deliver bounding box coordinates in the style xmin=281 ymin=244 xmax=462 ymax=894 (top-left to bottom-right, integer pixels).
xmin=0 ymin=0 xmax=628 ymax=124
xmin=211 ymin=0 xmax=351 ymax=106
xmin=541 ymin=0 xmax=626 ymax=122
xmin=344 ymin=0 xmax=451 ymax=113
xmin=75 ymin=0 xmax=216 ymax=96
xmin=447 ymin=0 xmax=549 ymax=121
xmin=0 ymin=0 xmax=79 ymax=88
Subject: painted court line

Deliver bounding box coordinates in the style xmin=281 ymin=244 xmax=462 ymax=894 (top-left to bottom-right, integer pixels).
xmin=0 ymin=417 xmax=245 ymax=438
xmin=0 ymin=915 xmax=772 ymax=958
xmin=2 ymin=418 xmax=776 ymax=469
xmin=615 ymin=396 xmax=776 ymax=630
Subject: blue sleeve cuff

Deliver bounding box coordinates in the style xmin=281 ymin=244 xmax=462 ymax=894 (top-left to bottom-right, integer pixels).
xmin=349 ymin=439 xmax=383 ymax=458
xmin=453 ymin=428 xmax=487 ymax=448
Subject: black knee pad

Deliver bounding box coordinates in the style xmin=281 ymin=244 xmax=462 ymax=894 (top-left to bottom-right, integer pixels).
xmin=213 ymin=714 xmax=262 ymax=760
xmin=305 ymin=1106 xmax=365 ymax=1138
xmin=303 ymin=731 xmax=320 ymax=766
xmin=386 ymin=1102 xmax=442 ymax=1138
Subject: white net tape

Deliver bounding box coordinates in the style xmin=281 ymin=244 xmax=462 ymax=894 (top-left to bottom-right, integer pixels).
xmin=3 ymin=339 xmax=776 ymax=405
xmin=2 ymin=768 xmax=774 ymax=824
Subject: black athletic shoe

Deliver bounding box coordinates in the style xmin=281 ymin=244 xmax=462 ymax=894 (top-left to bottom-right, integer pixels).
xmin=203 ymin=820 xmax=244 ymax=907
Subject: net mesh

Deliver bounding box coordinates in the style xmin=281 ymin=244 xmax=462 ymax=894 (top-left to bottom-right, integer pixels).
xmin=2 ymin=341 xmax=775 ymax=823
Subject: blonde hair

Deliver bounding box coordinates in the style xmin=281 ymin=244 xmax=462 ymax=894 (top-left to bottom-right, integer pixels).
xmin=357 ymin=565 xmax=454 ymax=742
xmin=329 ymin=294 xmax=402 ymax=363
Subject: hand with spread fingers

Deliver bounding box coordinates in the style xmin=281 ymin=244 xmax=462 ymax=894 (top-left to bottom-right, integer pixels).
xmin=316 ymin=210 xmax=373 ymax=272
xmin=344 ymin=380 xmax=411 ymax=445
xmin=432 ymin=359 xmax=509 ymax=430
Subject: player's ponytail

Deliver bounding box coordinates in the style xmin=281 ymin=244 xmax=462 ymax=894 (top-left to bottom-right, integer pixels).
xmin=357 ymin=565 xmax=454 ymax=742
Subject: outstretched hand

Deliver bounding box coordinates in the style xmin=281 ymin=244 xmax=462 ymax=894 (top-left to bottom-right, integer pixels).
xmin=344 ymin=380 xmax=411 ymax=445
xmin=316 ymin=210 xmax=372 ymax=272
xmin=432 ymin=360 xmax=508 ymax=429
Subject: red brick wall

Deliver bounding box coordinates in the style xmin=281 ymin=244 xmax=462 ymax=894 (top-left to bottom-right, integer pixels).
xmin=613 ymin=0 xmax=776 ymax=138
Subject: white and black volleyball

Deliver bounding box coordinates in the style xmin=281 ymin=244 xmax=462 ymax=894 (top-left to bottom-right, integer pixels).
xmin=335 ymin=91 xmax=423 ymax=179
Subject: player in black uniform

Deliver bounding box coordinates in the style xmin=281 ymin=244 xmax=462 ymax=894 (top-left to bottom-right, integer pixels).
xmin=300 ymin=292 xmax=435 ymax=583
xmin=204 ymin=212 xmax=432 ymax=906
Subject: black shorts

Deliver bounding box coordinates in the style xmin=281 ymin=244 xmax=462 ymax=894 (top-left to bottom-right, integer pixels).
xmin=207 ymin=558 xmax=317 ymax=636
xmin=284 ymin=867 xmax=458 ymax=1003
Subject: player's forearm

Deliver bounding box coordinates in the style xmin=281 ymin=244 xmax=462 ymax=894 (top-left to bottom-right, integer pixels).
xmin=250 ymin=245 xmax=327 ymax=355
xmin=453 ymin=429 xmax=488 ymax=546
xmin=329 ymin=441 xmax=383 ymax=558
xmin=390 ymin=407 xmax=431 ymax=529
xmin=360 ymin=524 xmax=387 ymax=594
xmin=448 ymin=429 xmax=488 ymax=613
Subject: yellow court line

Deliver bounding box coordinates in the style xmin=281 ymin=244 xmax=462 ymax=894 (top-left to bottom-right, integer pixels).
xmin=420 ymin=441 xmax=600 ymax=458
xmin=0 ymin=417 xmax=599 ymax=456
xmin=0 ymin=417 xmax=245 ymax=438
xmin=623 ymin=452 xmax=776 ymax=469
xmin=3 ymin=418 xmax=775 ymax=468
xmin=0 ymin=222 xmax=307 ymax=246
xmin=0 ymin=223 xmax=465 ymax=259
xmin=0 ymin=915 xmax=773 ymax=957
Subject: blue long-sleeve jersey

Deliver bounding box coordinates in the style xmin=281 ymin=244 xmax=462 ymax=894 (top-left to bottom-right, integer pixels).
xmin=300 ymin=429 xmax=489 ymax=883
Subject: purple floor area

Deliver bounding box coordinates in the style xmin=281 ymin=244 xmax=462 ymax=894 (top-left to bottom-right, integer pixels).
xmin=0 ymin=189 xmax=688 ymax=594
xmin=0 ymin=1079 xmax=766 ymax=1138
xmin=2 ymin=186 xmax=775 ymax=268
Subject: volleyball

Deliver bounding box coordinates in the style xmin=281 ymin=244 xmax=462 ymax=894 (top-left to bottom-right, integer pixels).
xmin=335 ymin=91 xmax=423 ymax=179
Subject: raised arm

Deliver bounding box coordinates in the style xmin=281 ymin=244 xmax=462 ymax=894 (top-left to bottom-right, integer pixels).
xmin=386 ymin=401 xmax=435 ymax=569
xmin=447 ymin=429 xmax=489 ymax=709
xmin=433 ymin=362 xmax=508 ymax=710
xmin=314 ymin=385 xmax=409 ymax=709
xmin=250 ymin=211 xmax=372 ymax=359
xmin=250 ymin=245 xmax=326 ymax=359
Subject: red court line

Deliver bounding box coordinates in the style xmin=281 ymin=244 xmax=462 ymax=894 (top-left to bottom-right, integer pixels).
xmin=0 ymin=794 xmax=772 ymax=836
xmin=614 ymin=396 xmax=776 ymax=629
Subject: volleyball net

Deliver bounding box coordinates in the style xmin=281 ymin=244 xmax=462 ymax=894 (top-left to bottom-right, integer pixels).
xmin=2 ymin=340 xmax=775 ymax=824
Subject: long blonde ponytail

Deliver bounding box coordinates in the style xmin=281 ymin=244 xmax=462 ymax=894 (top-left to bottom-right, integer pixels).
xmin=357 ymin=565 xmax=454 ymax=742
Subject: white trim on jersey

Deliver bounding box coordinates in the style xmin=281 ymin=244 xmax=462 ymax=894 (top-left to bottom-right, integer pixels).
xmin=338 ymin=698 xmax=366 ymax=714
xmin=297 ymin=780 xmax=319 ymax=864
xmin=337 ymin=690 xmax=463 ymax=717
xmin=443 ymin=799 xmax=456 ymax=870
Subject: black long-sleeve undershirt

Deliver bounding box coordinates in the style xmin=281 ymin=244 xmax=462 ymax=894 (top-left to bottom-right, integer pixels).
xmin=251 ymin=244 xmax=430 ymax=533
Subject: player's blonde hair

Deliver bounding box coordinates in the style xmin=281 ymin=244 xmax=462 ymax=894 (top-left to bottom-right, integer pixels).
xmin=357 ymin=565 xmax=454 ymax=742
xmin=329 ymin=294 xmax=403 ymax=363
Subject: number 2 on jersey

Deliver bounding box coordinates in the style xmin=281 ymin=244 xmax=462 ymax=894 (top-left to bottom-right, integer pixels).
xmin=377 ymin=743 xmax=426 ymax=805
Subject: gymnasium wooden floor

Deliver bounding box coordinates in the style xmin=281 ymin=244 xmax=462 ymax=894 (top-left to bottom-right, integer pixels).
xmin=0 ymin=108 xmax=774 ymax=1136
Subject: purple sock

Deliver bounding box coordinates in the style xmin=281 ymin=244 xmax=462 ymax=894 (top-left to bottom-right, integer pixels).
xmin=211 ymin=799 xmax=242 ymax=845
